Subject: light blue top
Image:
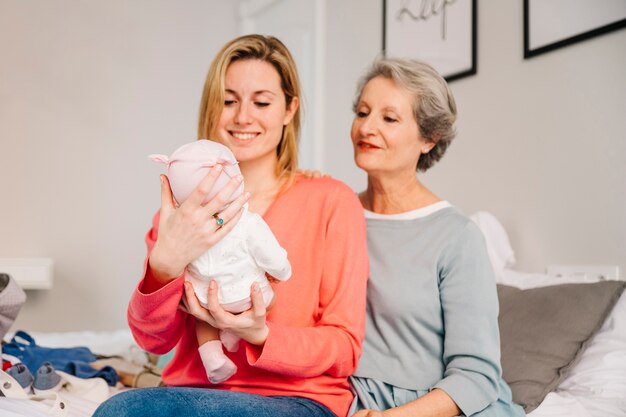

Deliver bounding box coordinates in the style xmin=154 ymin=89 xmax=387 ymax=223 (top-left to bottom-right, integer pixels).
xmin=351 ymin=203 xmax=524 ymax=416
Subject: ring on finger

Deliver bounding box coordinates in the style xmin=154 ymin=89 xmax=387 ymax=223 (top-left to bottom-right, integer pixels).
xmin=213 ymin=213 xmax=224 ymax=228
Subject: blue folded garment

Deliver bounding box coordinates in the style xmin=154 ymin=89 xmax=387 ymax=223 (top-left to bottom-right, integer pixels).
xmin=3 ymin=330 xmax=118 ymax=386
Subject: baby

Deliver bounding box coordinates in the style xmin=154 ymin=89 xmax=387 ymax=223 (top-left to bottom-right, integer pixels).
xmin=150 ymin=140 xmax=291 ymax=383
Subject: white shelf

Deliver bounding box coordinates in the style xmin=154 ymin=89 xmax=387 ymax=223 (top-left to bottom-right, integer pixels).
xmin=0 ymin=258 xmax=53 ymax=289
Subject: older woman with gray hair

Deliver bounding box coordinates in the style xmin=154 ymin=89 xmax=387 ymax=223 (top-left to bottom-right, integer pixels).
xmin=348 ymin=58 xmax=524 ymax=417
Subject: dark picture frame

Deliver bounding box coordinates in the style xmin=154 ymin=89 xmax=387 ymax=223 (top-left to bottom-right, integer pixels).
xmin=524 ymin=0 xmax=626 ymax=59
xmin=382 ymin=0 xmax=477 ymax=82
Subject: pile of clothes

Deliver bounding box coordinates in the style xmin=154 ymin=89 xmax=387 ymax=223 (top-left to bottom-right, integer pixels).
xmin=0 ymin=273 xmax=114 ymax=416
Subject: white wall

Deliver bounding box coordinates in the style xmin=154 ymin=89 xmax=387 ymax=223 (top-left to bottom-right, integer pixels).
xmin=1 ymin=0 xmax=237 ymax=331
xmin=323 ymin=1 xmax=626 ymax=276
xmin=1 ymin=1 xmax=624 ymax=332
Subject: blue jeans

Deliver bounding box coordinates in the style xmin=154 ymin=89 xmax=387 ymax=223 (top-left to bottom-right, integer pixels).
xmin=93 ymin=387 xmax=338 ymax=417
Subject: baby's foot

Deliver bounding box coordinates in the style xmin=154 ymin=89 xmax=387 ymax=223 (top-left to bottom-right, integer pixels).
xmin=198 ymin=340 xmax=237 ymax=384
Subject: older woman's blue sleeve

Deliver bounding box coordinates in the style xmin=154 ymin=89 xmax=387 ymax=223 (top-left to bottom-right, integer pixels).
xmin=433 ymin=221 xmax=502 ymax=415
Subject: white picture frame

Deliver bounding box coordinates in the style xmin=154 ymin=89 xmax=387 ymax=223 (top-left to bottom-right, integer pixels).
xmin=383 ymin=0 xmax=477 ymax=82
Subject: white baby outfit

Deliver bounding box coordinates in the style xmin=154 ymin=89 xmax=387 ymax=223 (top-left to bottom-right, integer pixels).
xmin=186 ymin=202 xmax=291 ymax=312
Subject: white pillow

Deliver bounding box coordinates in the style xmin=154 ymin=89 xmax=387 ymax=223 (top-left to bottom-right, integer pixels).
xmin=469 ymin=211 xmax=516 ymax=277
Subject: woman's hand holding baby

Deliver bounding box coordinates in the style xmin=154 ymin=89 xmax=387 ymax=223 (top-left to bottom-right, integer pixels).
xmin=183 ymin=280 xmax=270 ymax=346
xmin=148 ymin=166 xmax=249 ymax=286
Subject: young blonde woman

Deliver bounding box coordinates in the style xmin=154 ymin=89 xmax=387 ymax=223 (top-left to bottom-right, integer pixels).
xmin=94 ymin=35 xmax=368 ymax=417
xmin=347 ymin=58 xmax=525 ymax=417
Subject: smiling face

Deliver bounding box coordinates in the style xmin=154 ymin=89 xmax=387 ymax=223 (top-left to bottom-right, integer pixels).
xmin=351 ymin=76 xmax=434 ymax=177
xmin=216 ymin=59 xmax=298 ymax=169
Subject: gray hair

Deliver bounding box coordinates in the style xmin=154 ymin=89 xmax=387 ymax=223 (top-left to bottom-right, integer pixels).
xmin=353 ymin=58 xmax=457 ymax=172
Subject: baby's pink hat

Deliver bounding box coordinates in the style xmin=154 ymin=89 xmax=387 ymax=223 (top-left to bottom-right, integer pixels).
xmin=149 ymin=140 xmax=244 ymax=205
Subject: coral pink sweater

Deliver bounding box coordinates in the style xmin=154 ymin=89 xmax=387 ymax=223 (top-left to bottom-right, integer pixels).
xmin=128 ymin=176 xmax=369 ymax=417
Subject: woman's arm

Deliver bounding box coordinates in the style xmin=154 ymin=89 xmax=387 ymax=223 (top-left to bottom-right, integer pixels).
xmin=432 ymin=221 xmax=502 ymax=415
xmin=352 ymin=389 xmax=460 ymax=417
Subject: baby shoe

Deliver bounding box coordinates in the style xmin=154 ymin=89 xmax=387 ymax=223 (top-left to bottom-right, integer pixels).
xmin=7 ymin=363 xmax=34 ymax=390
xmin=33 ymin=362 xmax=63 ymax=394
xmin=198 ymin=340 xmax=237 ymax=384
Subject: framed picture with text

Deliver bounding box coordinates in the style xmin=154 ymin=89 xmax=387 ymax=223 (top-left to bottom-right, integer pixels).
xmin=383 ymin=0 xmax=477 ymax=82
xmin=524 ymin=0 xmax=626 ymax=58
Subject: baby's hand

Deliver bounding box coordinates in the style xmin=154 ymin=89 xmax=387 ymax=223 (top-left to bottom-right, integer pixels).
xmin=266 ymin=273 xmax=280 ymax=283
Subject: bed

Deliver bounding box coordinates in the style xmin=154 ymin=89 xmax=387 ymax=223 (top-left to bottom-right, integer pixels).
xmin=472 ymin=211 xmax=626 ymax=417
xmin=1 ymin=212 xmax=625 ymax=416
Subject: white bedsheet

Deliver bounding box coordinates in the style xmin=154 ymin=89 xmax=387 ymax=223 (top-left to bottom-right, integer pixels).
xmin=527 ymin=392 xmax=594 ymax=417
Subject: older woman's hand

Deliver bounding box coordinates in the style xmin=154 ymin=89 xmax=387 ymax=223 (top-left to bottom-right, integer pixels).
xmin=297 ymin=169 xmax=327 ymax=179
xmin=183 ymin=280 xmax=270 ymax=346
xmin=148 ymin=165 xmax=248 ymax=283
xmin=351 ymin=410 xmax=386 ymax=417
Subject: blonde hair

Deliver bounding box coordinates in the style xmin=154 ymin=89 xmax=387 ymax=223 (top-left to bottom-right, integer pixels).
xmin=198 ymin=34 xmax=302 ymax=181
xmin=354 ymin=58 xmax=457 ymax=172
